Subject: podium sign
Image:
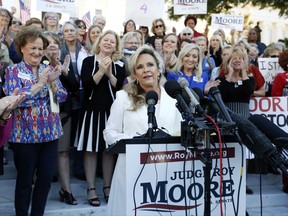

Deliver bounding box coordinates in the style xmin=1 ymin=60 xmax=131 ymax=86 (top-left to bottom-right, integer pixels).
xmin=126 ymin=142 xmax=246 ymax=216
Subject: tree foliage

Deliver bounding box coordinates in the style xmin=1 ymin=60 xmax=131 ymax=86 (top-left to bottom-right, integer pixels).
xmin=166 ymin=0 xmax=288 ymax=23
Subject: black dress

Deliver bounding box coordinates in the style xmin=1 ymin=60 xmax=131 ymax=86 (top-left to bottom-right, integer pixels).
xmin=76 ymin=55 xmax=126 ymax=153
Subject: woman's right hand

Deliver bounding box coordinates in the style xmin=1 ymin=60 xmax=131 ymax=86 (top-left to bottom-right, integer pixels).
xmin=0 ymin=88 xmax=27 ymax=116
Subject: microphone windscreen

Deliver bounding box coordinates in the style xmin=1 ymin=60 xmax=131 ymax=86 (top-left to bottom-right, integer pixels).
xmin=164 ymin=80 xmax=182 ymax=99
xmin=192 ymin=87 xmax=204 ymax=100
xmin=146 ymin=91 xmax=158 ymax=105
xmin=178 ymin=77 xmax=189 ymax=88
xmin=208 ymin=86 xmax=220 ymax=95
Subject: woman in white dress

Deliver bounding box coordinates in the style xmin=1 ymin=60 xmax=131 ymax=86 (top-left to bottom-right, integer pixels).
xmin=103 ymin=45 xmax=182 ymax=215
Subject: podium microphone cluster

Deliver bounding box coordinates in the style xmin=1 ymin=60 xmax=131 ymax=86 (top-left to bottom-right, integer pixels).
xmin=178 ymin=77 xmax=204 ymax=115
xmin=146 ymin=91 xmax=158 ymax=138
xmin=164 ymin=80 xmax=194 ymax=121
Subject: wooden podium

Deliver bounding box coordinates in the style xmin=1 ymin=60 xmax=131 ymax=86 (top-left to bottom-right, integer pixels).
xmin=107 ymin=136 xmax=246 ymax=216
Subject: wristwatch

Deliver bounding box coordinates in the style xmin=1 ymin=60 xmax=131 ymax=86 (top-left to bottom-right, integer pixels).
xmin=0 ymin=112 xmax=12 ymax=121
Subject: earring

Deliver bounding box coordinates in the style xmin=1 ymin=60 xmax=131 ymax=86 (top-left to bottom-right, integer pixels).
xmin=195 ymin=63 xmax=199 ymax=70
xmin=136 ymin=79 xmax=139 ymax=85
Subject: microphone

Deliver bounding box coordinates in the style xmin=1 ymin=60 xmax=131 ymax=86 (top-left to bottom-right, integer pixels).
xmin=178 ymin=77 xmax=204 ymax=114
xmin=164 ymin=80 xmax=194 ymax=121
xmin=208 ymin=86 xmax=233 ymax=123
xmin=230 ymin=111 xmax=276 ymax=156
xmin=145 ymin=91 xmax=158 ymax=138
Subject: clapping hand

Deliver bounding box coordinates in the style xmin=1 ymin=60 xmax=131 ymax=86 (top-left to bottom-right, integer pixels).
xmin=99 ymin=56 xmax=112 ymax=75
xmin=61 ymin=55 xmax=70 ymax=76
xmin=48 ymin=65 xmax=61 ymax=82
xmin=0 ymin=88 xmax=27 ymax=117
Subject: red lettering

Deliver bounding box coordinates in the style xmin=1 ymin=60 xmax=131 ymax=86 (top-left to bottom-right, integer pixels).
xmin=272 ymin=97 xmax=284 ymax=112
xmin=249 ymin=98 xmax=257 ymax=112
xmin=259 ymin=98 xmax=270 ymax=112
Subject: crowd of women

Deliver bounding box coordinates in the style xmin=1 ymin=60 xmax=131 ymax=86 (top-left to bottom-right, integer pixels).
xmin=0 ymin=6 xmax=288 ymax=215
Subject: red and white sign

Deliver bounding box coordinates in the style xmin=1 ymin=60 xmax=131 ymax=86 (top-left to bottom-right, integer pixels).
xmin=250 ymin=97 xmax=288 ymax=133
xmin=126 ymin=142 xmax=246 ymax=216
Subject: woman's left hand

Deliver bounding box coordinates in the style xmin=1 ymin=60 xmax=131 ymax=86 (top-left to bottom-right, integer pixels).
xmin=48 ymin=65 xmax=61 ymax=82
xmin=204 ymin=79 xmax=221 ymax=95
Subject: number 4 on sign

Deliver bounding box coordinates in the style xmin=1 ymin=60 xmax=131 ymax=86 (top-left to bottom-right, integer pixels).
xmin=140 ymin=4 xmax=148 ymax=13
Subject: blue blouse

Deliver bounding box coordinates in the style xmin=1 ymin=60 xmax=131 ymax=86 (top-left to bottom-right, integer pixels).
xmin=3 ymin=61 xmax=67 ymax=143
xmin=166 ymin=71 xmax=209 ymax=93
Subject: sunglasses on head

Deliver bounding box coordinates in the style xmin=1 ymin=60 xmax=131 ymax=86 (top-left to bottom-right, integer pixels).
xmin=12 ymin=21 xmax=22 ymax=26
xmin=270 ymin=55 xmax=279 ymax=58
xmin=155 ymin=24 xmax=163 ymax=28
xmin=78 ymin=25 xmax=86 ymax=29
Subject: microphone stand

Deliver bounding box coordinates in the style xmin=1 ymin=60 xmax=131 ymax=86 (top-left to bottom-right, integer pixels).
xmin=181 ymin=114 xmax=213 ymax=216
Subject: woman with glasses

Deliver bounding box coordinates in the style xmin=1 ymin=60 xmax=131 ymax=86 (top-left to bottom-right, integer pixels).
xmin=180 ymin=27 xmax=194 ymax=42
xmin=122 ymin=32 xmax=141 ymax=76
xmin=43 ymin=12 xmax=60 ymax=34
xmin=8 ymin=17 xmax=22 ymax=39
xmin=139 ymin=26 xmax=150 ymax=44
xmin=146 ymin=18 xmax=166 ymax=45
xmin=0 ymin=8 xmax=21 ymax=64
xmin=74 ymin=19 xmax=87 ymax=46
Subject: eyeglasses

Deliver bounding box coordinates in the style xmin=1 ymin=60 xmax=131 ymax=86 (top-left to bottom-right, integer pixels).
xmin=78 ymin=25 xmax=86 ymax=29
xmin=183 ymin=33 xmax=191 ymax=36
xmin=126 ymin=42 xmax=140 ymax=45
xmin=155 ymin=25 xmax=163 ymax=28
xmin=47 ymin=16 xmax=58 ymax=21
xmin=12 ymin=21 xmax=22 ymax=26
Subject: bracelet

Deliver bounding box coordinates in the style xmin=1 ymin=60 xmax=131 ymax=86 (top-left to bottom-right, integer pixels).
xmin=0 ymin=112 xmax=12 ymax=121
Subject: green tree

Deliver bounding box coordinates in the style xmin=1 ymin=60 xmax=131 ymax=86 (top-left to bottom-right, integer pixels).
xmin=167 ymin=0 xmax=288 ymax=23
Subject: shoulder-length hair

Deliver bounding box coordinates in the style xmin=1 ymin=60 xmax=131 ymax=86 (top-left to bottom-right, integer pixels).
xmin=222 ymin=46 xmax=249 ymax=76
xmin=125 ymin=44 xmax=164 ymax=110
xmin=172 ymin=43 xmax=203 ymax=81
xmin=43 ymin=12 xmax=60 ymax=32
xmin=151 ymin=18 xmax=166 ymax=35
xmin=85 ymin=24 xmax=102 ymax=51
xmin=91 ymin=30 xmax=122 ymax=61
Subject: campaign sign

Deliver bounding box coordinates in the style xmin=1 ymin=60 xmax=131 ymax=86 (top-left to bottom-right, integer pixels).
xmin=211 ymin=14 xmax=244 ymax=31
xmin=37 ymin=0 xmax=76 ymax=15
xmin=257 ymin=58 xmax=284 ymax=92
xmin=125 ymin=0 xmax=165 ymax=27
xmin=173 ymin=0 xmax=207 ymax=15
xmin=250 ymin=96 xmax=288 ymax=133
xmin=126 ymin=142 xmax=246 ymax=216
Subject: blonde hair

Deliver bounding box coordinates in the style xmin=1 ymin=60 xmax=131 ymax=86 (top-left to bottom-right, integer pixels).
xmin=151 ymin=18 xmax=166 ymax=35
xmin=91 ymin=30 xmax=122 ymax=61
xmin=223 ymin=46 xmax=249 ymax=76
xmin=125 ymin=45 xmax=164 ymax=110
xmin=172 ymin=43 xmax=203 ymax=81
